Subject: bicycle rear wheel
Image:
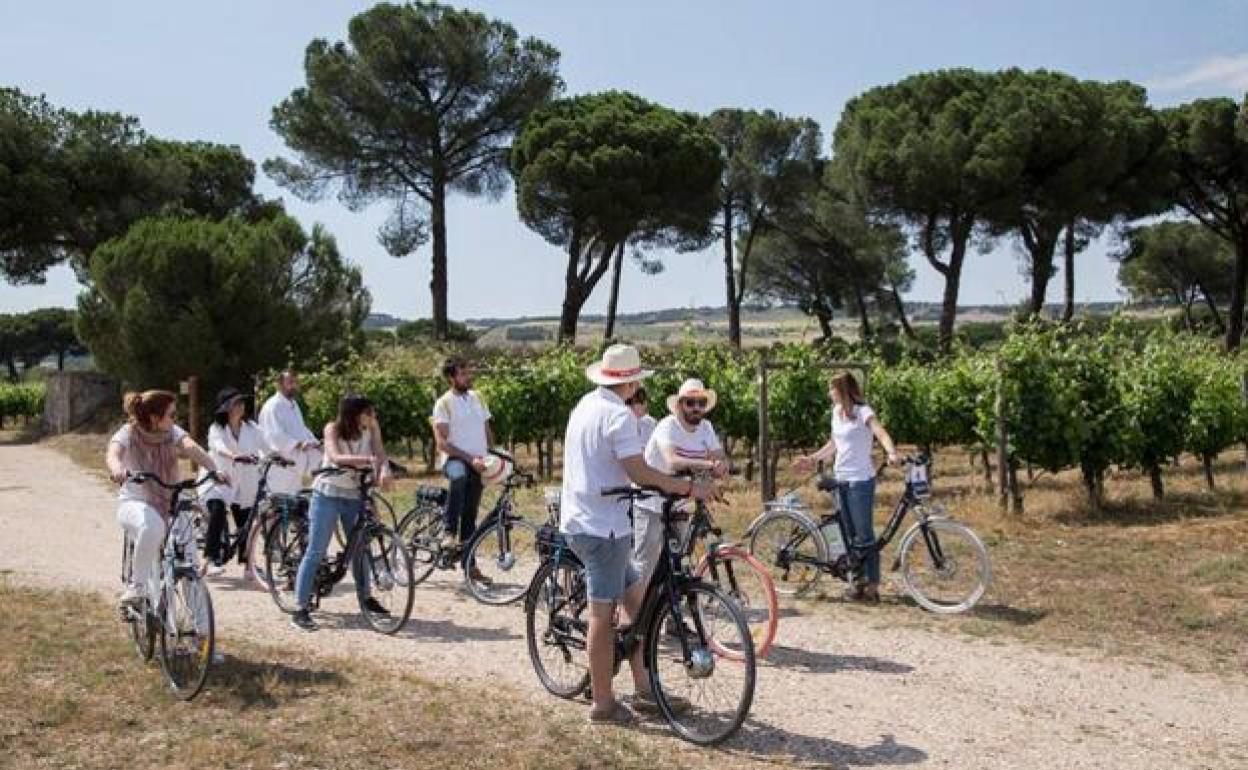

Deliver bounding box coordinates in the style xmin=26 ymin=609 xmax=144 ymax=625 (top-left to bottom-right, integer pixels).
xmin=464 ymin=517 xmax=540 ymax=605
xmin=897 ymin=519 xmax=991 ymax=613
xmin=524 ymin=557 xmax=590 ymax=698
xmin=694 ymin=545 xmax=779 ymax=658
xmin=396 ymin=507 xmax=440 ymax=585
xmin=646 ymin=581 xmax=756 ymax=745
xmin=264 ymin=516 xmax=306 ymax=613
xmin=357 ymin=525 xmax=415 ymax=634
xmin=747 ymin=509 xmax=826 ymax=598
xmin=157 ymin=574 xmax=214 ymax=701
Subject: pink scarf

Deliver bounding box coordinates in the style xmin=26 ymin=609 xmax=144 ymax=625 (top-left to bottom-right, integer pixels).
xmin=129 ymin=425 xmax=181 ymax=516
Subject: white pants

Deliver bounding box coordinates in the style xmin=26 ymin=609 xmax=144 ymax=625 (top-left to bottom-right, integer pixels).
xmin=632 ymin=507 xmax=690 ymax=590
xmin=118 ymin=500 xmax=165 ymax=595
xmin=267 ymin=447 xmax=322 ymax=495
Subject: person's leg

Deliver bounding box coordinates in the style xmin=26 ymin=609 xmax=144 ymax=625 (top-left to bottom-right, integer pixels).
xmin=119 ymin=501 xmax=166 ymax=599
xmin=442 ymin=459 xmax=470 ymax=540
xmin=569 ymin=534 xmax=630 ymax=717
xmin=294 ymin=493 xmax=339 ymax=611
xmin=845 ymin=480 xmax=880 ymax=588
xmin=339 ymin=498 xmax=373 ymax=606
xmin=231 ymin=506 xmax=252 ymax=564
xmin=203 ymin=499 xmax=228 ymax=565
xmin=459 ymin=469 xmax=485 ymax=569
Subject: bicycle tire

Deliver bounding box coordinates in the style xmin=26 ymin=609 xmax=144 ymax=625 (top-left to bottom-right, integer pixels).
xmin=897 ymin=518 xmax=991 ymax=614
xmin=157 ymin=573 xmax=214 ymax=701
xmin=694 ymin=545 xmax=779 ymax=658
xmin=645 ymin=580 xmax=755 ymax=745
xmin=264 ymin=515 xmax=305 ymax=614
xmin=357 ymin=525 xmax=415 ymax=634
xmin=243 ymin=504 xmax=273 ymax=590
xmin=747 ymin=509 xmax=828 ymax=598
xmin=464 ymin=517 xmax=541 ymax=606
xmin=396 ymin=506 xmax=440 ymax=585
xmin=524 ymin=557 xmax=590 ymax=698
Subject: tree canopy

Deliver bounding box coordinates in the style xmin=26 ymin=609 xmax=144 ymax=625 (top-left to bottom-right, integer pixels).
xmin=510 ymin=90 xmax=722 ymax=342
xmin=267 ymin=1 xmax=562 ymax=340
xmin=77 ymin=215 xmax=369 ymax=400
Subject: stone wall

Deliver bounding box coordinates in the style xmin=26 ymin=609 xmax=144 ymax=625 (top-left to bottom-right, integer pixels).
xmin=42 ymin=371 xmax=120 ymax=434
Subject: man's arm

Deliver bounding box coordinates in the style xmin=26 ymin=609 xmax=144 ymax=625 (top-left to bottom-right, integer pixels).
xmin=620 ymin=455 xmax=711 ymax=499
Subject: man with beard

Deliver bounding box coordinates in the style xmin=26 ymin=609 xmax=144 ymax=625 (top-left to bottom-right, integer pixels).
xmin=258 ymin=371 xmax=322 ymax=495
xmin=432 ymin=356 xmax=495 ymax=580
xmin=632 ymin=378 xmax=729 ymax=588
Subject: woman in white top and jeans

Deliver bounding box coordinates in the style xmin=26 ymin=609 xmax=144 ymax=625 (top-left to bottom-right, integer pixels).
xmin=794 ymin=372 xmax=899 ymax=603
xmin=290 ymin=394 xmax=394 ymax=632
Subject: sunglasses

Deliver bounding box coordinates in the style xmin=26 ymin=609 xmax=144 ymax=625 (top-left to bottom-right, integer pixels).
xmin=682 ymin=398 xmax=708 ymax=408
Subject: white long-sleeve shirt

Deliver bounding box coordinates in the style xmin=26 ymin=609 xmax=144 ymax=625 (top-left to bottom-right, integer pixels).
xmin=258 ymin=392 xmax=321 ymax=494
xmin=199 ymin=420 xmax=265 ymax=507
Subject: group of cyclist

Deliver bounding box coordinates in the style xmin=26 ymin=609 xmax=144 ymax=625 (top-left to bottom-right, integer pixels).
xmin=106 ymin=343 xmax=900 ymax=725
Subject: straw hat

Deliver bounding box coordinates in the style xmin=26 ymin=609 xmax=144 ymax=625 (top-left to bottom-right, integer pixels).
xmin=666 ymin=378 xmax=718 ymax=414
xmin=585 ymin=344 xmax=654 ymax=386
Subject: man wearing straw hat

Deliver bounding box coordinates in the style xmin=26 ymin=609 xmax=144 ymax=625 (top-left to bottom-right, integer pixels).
xmin=632 ymin=378 xmax=728 ymax=589
xmin=561 ymin=344 xmax=712 ymax=725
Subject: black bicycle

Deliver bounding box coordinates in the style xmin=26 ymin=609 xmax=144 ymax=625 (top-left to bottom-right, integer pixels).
xmin=525 ymin=484 xmax=756 ymax=746
xmin=396 ymin=451 xmax=542 ymax=605
xmin=120 ymin=471 xmax=222 ymax=700
xmin=747 ymin=454 xmax=992 ymax=612
xmin=263 ymin=463 xmax=415 ymax=634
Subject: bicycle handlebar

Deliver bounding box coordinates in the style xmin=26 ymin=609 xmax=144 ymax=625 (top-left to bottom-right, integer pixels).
xmin=127 ymin=471 xmax=223 ymax=491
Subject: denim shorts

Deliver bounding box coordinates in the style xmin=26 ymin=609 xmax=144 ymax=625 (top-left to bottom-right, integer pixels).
xmin=568 ymin=532 xmax=640 ymax=603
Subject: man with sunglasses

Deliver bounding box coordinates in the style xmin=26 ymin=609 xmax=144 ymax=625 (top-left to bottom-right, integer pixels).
xmin=632 ymin=378 xmax=729 ymax=588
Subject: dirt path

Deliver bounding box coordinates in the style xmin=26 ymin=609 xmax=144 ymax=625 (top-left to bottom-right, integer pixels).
xmin=2 ymin=442 xmax=1245 ymax=769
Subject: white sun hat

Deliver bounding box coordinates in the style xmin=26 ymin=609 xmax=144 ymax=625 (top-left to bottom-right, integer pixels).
xmin=585 ymin=344 xmax=654 ymax=386
xmin=666 ymin=378 xmax=718 ymax=415
xmin=480 ymin=451 xmax=514 ymax=485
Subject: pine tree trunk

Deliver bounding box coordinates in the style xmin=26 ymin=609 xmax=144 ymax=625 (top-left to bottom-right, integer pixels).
xmin=430 ymin=181 xmax=449 ymax=340
xmin=1062 ymin=220 xmax=1077 ymax=322
xmin=1202 ymin=454 xmax=1215 ymax=490
xmin=1149 ymin=464 xmax=1165 ymax=500
xmin=604 ymin=242 xmax=625 ymax=342
xmin=936 ymin=224 xmax=970 ymax=355
xmin=723 ymin=204 xmax=741 ymax=348
xmin=1224 ymin=231 xmax=1248 ymax=352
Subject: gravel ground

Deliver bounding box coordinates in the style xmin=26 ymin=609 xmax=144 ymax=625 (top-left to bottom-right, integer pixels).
xmin=2 ymin=442 xmax=1245 ymax=769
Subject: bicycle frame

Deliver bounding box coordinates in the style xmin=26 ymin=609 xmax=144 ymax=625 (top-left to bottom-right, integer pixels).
xmin=304 ymin=469 xmax=384 ymax=602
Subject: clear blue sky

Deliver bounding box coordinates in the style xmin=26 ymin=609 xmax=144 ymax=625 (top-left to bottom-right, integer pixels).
xmin=3 ymin=0 xmax=1246 ymax=320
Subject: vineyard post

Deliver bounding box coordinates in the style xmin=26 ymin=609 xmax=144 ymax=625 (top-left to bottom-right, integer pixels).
xmin=181 ymin=376 xmax=200 ymax=472
xmin=1241 ymin=370 xmax=1248 ymax=473
xmin=995 ymin=356 xmax=1009 ymax=512
xmin=757 ymin=355 xmax=772 ymax=502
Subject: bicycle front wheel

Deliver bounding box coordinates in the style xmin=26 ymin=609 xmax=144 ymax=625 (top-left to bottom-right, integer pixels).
xmin=464 ymin=517 xmax=541 ymax=605
xmin=157 ymin=574 xmax=214 ymax=701
xmin=121 ymin=535 xmax=154 ymax=661
xmin=646 ymin=580 xmax=756 ymax=746
xmin=524 ymin=557 xmax=590 ymax=698
xmin=357 ymin=526 xmax=415 ymax=634
xmin=694 ymin=545 xmax=779 ymax=658
xmin=747 ymin=509 xmax=826 ymax=598
xmin=897 ymin=518 xmax=991 ymax=613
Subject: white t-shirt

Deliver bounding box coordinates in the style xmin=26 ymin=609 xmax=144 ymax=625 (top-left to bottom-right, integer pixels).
xmin=431 ymin=389 xmax=492 ymax=468
xmin=637 ymin=414 xmax=658 ymax=447
xmin=560 ymin=387 xmax=644 ymax=539
xmin=832 ymin=404 xmax=877 ymax=482
xmin=639 ymin=415 xmax=721 ymax=513
xmin=109 ymin=423 xmax=188 ymax=504
xmin=200 ymin=420 xmax=265 ymax=507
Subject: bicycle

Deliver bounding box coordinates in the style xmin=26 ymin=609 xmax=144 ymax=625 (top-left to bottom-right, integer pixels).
xmin=525 ymin=484 xmax=756 ymax=746
xmin=119 ymin=471 xmax=222 ymax=700
xmin=544 ymin=478 xmax=779 ymax=659
xmin=396 ymin=450 xmax=542 ymax=605
xmin=263 ymin=463 xmax=415 ymax=634
xmin=192 ymin=454 xmax=298 ymax=588
xmin=747 ymin=454 xmax=992 ymax=613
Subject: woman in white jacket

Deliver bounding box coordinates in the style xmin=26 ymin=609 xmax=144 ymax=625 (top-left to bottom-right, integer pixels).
xmin=201 ymin=388 xmax=266 ymax=576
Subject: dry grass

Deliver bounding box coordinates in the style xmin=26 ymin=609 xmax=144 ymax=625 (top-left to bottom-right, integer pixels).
xmin=31 ymin=426 xmax=1248 ymax=675
xmin=2 ymin=579 xmax=808 ymax=770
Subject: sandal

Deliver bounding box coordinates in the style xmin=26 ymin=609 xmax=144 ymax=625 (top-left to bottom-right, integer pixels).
xmin=588 ymin=700 xmax=636 ymax=725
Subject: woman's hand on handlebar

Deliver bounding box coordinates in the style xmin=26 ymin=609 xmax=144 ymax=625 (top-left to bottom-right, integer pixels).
xmin=792 ymin=454 xmax=816 ymax=472
xmin=109 ymin=468 xmax=128 ymax=485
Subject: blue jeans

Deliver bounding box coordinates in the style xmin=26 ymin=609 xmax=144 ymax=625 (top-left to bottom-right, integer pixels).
xmin=295 ymin=492 xmax=369 ymax=610
xmin=443 ymin=459 xmax=484 ymax=556
xmin=837 ymin=478 xmax=879 ymax=584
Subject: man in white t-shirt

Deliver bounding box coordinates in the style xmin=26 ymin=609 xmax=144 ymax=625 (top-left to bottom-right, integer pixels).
xmin=560 ymin=345 xmax=711 ymax=725
xmin=431 ymin=357 xmax=494 ymax=570
xmin=258 ymin=371 xmax=322 ymax=495
xmin=633 ymin=378 xmax=729 ymax=587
